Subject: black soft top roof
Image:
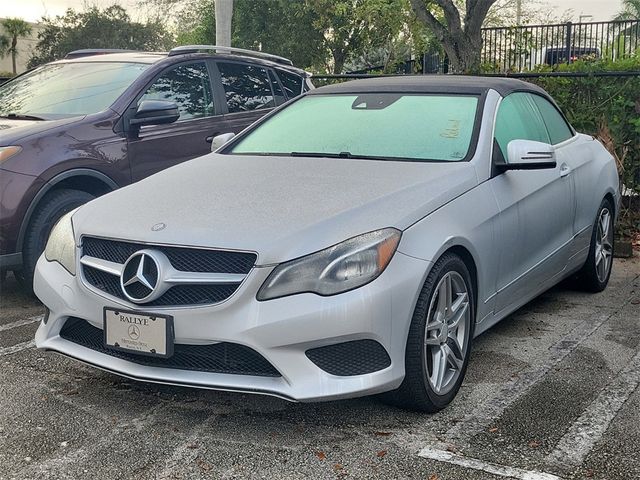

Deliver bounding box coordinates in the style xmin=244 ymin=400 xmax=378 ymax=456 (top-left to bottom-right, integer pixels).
xmin=311 ymin=75 xmax=548 ymax=97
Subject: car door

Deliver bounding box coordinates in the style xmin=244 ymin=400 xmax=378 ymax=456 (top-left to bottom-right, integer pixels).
xmin=491 ymin=92 xmax=575 ymax=313
xmin=213 ymin=61 xmax=281 ymax=136
xmin=127 ymin=60 xmax=222 ymax=182
xmin=529 ymin=94 xmax=592 ymax=262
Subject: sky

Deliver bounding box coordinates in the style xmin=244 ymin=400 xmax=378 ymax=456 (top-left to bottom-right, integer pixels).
xmin=0 ymin=0 xmax=626 ymax=23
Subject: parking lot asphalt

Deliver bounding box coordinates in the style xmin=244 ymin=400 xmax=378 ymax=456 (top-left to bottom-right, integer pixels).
xmin=0 ymin=257 xmax=639 ymax=480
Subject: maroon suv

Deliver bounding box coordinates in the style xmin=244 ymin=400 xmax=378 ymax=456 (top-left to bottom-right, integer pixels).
xmin=0 ymin=46 xmax=312 ymax=290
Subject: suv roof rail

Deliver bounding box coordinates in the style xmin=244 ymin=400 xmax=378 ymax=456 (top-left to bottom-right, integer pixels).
xmin=65 ymin=49 xmax=138 ymax=59
xmin=168 ymin=45 xmax=294 ymax=66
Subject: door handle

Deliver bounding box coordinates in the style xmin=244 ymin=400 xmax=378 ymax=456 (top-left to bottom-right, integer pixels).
xmin=560 ymin=164 xmax=571 ymax=178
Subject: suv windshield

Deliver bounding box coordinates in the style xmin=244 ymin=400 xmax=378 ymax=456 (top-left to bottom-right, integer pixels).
xmin=230 ymin=93 xmax=479 ymax=162
xmin=0 ymin=61 xmax=149 ymax=119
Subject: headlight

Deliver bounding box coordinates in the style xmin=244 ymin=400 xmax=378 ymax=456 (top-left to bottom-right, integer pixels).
xmin=0 ymin=146 xmax=22 ymax=163
xmin=257 ymin=228 xmax=401 ymax=301
xmin=44 ymin=210 xmax=77 ymax=275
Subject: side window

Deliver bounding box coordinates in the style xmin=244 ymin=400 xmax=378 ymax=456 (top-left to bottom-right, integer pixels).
xmin=530 ymin=95 xmax=573 ymax=145
xmin=494 ymin=92 xmax=550 ymax=160
xmin=268 ymin=70 xmax=286 ymax=105
xmin=217 ymin=62 xmax=275 ymax=113
xmin=276 ymin=70 xmax=303 ymax=99
xmin=139 ymin=62 xmax=214 ymax=121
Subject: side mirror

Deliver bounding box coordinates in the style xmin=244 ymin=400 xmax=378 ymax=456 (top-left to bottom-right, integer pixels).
xmin=129 ymin=100 xmax=180 ymax=127
xmin=211 ymin=132 xmax=235 ymax=151
xmin=496 ymin=139 xmax=557 ymax=172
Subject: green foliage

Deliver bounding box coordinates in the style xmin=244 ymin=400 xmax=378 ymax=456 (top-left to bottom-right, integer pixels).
xmin=615 ymin=0 xmax=640 ymax=20
xmin=175 ymin=0 xmax=407 ymax=73
xmin=28 ymin=5 xmax=174 ymax=68
xmin=531 ymin=57 xmax=640 ymax=196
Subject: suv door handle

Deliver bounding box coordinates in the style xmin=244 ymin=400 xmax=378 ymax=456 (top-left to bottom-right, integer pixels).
xmin=560 ymin=164 xmax=571 ymax=177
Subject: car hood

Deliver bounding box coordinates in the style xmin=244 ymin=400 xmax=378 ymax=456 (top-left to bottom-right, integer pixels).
xmin=73 ymin=153 xmax=478 ymax=264
xmin=0 ymin=116 xmax=83 ymax=144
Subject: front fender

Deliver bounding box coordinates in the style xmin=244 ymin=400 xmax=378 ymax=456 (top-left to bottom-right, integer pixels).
xmin=398 ymin=181 xmax=500 ymax=324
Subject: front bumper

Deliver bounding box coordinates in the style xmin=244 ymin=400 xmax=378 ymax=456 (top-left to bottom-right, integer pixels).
xmin=34 ymin=252 xmax=429 ymax=402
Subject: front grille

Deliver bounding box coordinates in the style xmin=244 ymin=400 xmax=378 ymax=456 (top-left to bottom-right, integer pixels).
xmin=83 ymin=266 xmax=239 ymax=307
xmin=306 ymin=340 xmax=391 ymax=376
xmin=83 ymin=237 xmax=256 ymax=274
xmin=81 ymin=237 xmax=256 ymax=307
xmin=60 ymin=317 xmax=280 ymax=377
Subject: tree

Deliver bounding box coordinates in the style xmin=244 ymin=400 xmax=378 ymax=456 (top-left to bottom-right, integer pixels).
xmin=305 ymin=0 xmax=406 ymax=73
xmin=167 ymin=0 xmax=405 ymax=73
xmin=28 ymin=5 xmax=174 ymax=68
xmin=409 ymin=0 xmax=499 ymax=73
xmin=614 ymin=0 xmax=640 ymax=20
xmin=1 ymin=18 xmax=32 ymax=75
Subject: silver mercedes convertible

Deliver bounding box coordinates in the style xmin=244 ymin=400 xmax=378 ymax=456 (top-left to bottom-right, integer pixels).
xmin=34 ymin=76 xmax=619 ymax=412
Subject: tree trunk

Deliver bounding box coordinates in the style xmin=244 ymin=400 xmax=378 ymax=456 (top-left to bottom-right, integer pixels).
xmin=409 ymin=0 xmax=497 ymax=74
xmin=441 ymin=30 xmax=483 ymax=73
xmin=215 ymin=0 xmax=234 ymax=47
xmin=332 ymin=49 xmax=346 ymax=74
xmin=11 ymin=36 xmax=17 ymax=75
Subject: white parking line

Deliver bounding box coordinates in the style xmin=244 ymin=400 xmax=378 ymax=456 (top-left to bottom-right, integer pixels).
xmin=0 ymin=315 xmax=42 ymax=332
xmin=444 ymin=312 xmax=613 ymax=445
xmin=547 ymin=349 xmax=640 ymax=467
xmin=419 ymin=446 xmax=562 ymax=480
xmin=0 ymin=340 xmax=36 ymax=356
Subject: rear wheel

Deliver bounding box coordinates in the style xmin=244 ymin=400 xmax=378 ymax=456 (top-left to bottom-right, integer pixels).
xmin=383 ymin=253 xmax=474 ymax=412
xmin=576 ymin=198 xmax=614 ymax=292
xmin=18 ymin=189 xmax=94 ymax=294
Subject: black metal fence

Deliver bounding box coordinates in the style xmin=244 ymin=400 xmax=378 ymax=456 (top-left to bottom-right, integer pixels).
xmin=345 ymin=20 xmax=640 ymax=75
xmin=481 ymin=20 xmax=639 ymax=73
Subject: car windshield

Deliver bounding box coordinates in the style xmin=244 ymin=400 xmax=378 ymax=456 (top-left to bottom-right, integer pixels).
xmin=229 ymin=93 xmax=479 ymax=162
xmin=0 ymin=61 xmax=150 ymax=119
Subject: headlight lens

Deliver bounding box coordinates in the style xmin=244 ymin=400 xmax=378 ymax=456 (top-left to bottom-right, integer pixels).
xmin=44 ymin=210 xmax=77 ymax=275
xmin=257 ymin=228 xmax=401 ymax=301
xmin=0 ymin=146 xmax=22 ymax=163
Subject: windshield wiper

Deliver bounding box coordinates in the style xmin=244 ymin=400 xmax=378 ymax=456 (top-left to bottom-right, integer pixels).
xmin=290 ymin=151 xmax=354 ymax=158
xmin=0 ymin=113 xmax=45 ymax=121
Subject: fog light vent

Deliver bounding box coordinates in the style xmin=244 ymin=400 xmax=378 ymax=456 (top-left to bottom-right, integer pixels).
xmin=305 ymin=339 xmax=391 ymax=376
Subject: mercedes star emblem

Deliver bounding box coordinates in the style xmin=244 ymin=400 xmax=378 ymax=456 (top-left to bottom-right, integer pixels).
xmin=120 ymin=250 xmax=163 ymax=303
xmin=127 ymin=324 xmax=141 ymax=340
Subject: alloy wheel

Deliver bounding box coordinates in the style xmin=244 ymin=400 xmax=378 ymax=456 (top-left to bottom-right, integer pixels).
xmin=595 ymin=207 xmax=613 ymax=283
xmin=423 ymin=271 xmax=471 ymax=395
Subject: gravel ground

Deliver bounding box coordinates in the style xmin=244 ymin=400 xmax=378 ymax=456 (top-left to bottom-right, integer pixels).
xmin=0 ymin=256 xmax=638 ymax=480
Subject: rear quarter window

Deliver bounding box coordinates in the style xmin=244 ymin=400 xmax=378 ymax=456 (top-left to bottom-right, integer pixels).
xmin=217 ymin=62 xmax=275 ymax=113
xmin=276 ymin=70 xmax=303 ymax=99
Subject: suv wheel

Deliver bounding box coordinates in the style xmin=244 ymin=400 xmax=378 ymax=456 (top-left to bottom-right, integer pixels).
xmin=17 ymin=189 xmax=94 ymax=293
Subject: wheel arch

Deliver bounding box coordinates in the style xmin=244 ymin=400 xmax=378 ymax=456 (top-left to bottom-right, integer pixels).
xmin=17 ymin=169 xmax=119 ymax=253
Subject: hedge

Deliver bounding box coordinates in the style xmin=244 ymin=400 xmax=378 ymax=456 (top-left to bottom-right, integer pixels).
xmin=529 ymin=56 xmax=640 ymax=194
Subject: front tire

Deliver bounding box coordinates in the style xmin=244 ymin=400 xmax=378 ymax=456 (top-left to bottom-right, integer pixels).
xmin=18 ymin=189 xmax=94 ymax=294
xmin=383 ymin=253 xmax=475 ymax=412
xmin=576 ymin=198 xmax=614 ymax=292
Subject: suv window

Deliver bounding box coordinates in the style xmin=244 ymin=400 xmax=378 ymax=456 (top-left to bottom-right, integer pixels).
xmin=217 ymin=62 xmax=275 ymax=113
xmin=494 ymin=92 xmax=550 ymax=159
xmin=277 ymin=70 xmax=303 ymax=99
xmin=139 ymin=62 xmax=214 ymax=121
xmin=530 ymin=95 xmax=573 ymax=145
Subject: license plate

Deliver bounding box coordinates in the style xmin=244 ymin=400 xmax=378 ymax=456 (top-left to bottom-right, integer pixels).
xmin=103 ymin=308 xmax=174 ymax=358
